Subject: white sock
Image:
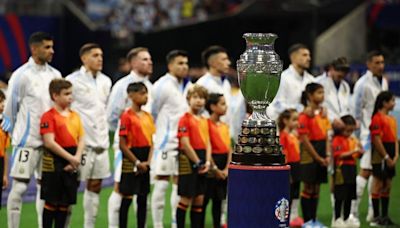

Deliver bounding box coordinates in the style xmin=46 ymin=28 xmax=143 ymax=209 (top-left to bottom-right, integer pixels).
xmin=170 ymin=184 xmax=180 ymax=227
xmin=36 ymin=183 xmax=44 ymax=228
xmin=221 ymin=199 xmax=227 ymax=225
xmin=7 ymin=180 xmax=28 ymax=228
xmin=83 ymin=189 xmax=100 ymax=228
xmin=290 ymin=199 xmax=299 ymax=219
xmin=151 ymin=179 xmax=168 ymax=228
xmin=107 ymin=190 xmax=122 ymax=228
xmin=132 ymin=195 xmax=137 ymax=212
xmin=351 ymin=175 xmax=367 ymax=216
xmin=64 ymin=206 xmax=73 ymax=228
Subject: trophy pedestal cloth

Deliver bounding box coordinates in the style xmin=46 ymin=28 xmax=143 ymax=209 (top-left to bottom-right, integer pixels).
xmin=227 ymin=33 xmax=290 ymax=227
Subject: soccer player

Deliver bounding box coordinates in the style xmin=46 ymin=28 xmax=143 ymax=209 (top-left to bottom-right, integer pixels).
xmin=278 ymin=109 xmax=303 ymax=226
xmin=268 ymin=43 xmax=315 ymax=120
xmin=298 ymin=83 xmax=331 ymax=227
xmin=107 ymin=47 xmax=153 ymax=227
xmin=5 ymin=31 xmax=62 ymax=228
xmin=176 ymin=85 xmax=211 ymax=228
xmin=331 ymin=115 xmax=363 ymax=227
xmin=0 ymin=90 xmax=10 ymax=207
xmin=66 ymin=43 xmax=112 ymax=228
xmin=369 ymin=91 xmax=398 ymax=226
xmin=196 ymin=46 xmax=233 ymax=226
xmin=351 ymin=51 xmax=388 ymax=221
xmin=40 ymin=79 xmax=84 ymax=228
xmin=202 ymin=93 xmax=231 ymax=228
xmin=151 ymin=50 xmax=191 ymax=228
xmin=118 ymin=82 xmax=155 ymax=228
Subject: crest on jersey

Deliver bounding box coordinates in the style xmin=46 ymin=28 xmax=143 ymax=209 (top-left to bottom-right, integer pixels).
xmin=41 ymin=122 xmax=49 ymax=129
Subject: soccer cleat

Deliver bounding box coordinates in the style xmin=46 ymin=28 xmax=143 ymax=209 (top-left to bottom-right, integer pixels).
xmin=301 ymin=220 xmax=314 ymax=228
xmin=369 ymin=216 xmax=383 ymax=227
xmin=331 ymin=218 xmax=346 ymax=228
xmin=290 ymin=217 xmax=305 ymax=227
xmin=380 ymin=216 xmax=396 ymax=226
xmin=311 ymin=219 xmax=328 ymax=228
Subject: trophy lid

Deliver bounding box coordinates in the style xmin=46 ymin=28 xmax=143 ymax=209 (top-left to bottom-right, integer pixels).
xmin=243 ymin=33 xmax=278 ymax=45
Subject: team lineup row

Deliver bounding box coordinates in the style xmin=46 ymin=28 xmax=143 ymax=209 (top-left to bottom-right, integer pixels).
xmin=0 ymin=30 xmax=397 ymax=228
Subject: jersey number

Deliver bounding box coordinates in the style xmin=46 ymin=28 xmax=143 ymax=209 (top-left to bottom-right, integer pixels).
xmin=18 ymin=150 xmax=30 ymax=162
xmin=161 ymin=151 xmax=168 ymax=160
xmin=81 ymin=154 xmax=87 ymax=166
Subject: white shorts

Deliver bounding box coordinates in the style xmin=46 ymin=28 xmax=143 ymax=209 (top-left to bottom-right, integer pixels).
xmin=152 ymin=150 xmax=179 ymax=176
xmin=10 ymin=147 xmax=43 ymax=179
xmin=360 ymin=135 xmax=372 ymax=170
xmin=79 ymin=147 xmax=111 ymax=180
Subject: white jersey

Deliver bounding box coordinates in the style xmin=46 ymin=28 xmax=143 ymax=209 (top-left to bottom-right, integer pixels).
xmin=106 ymin=71 xmax=153 ymax=149
xmin=66 ymin=66 xmax=112 ymax=149
xmin=152 ymin=73 xmax=191 ymax=152
xmin=317 ymin=72 xmax=351 ymax=122
xmin=353 ymin=70 xmax=388 ymax=144
xmin=268 ymin=65 xmax=315 ymax=120
xmin=5 ymin=57 xmax=61 ymax=148
xmin=196 ymin=72 xmax=232 ymax=125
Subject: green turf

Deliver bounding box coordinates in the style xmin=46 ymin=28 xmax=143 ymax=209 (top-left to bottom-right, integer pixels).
xmin=1 ymin=151 xmax=400 ymax=227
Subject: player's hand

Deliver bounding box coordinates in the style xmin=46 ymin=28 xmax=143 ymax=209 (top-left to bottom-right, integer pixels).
xmin=198 ymin=163 xmax=209 ymax=174
xmin=136 ymin=163 xmax=148 ymax=174
xmin=386 ymin=158 xmax=396 ymax=168
xmin=0 ymin=115 xmax=12 ymax=133
xmin=222 ymin=168 xmax=228 ymax=178
xmin=68 ymin=155 xmax=80 ymax=169
xmin=214 ymin=169 xmax=225 ymax=180
xmin=303 ymin=106 xmax=313 ymax=117
xmin=317 ymin=156 xmax=327 ymax=166
xmin=2 ymin=175 xmax=8 ymax=189
xmin=63 ymin=164 xmax=76 ymax=173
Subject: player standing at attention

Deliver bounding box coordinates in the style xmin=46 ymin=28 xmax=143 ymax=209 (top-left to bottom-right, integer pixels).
xmin=40 ymin=79 xmax=84 ymax=228
xmin=331 ymin=115 xmax=363 ymax=227
xmin=298 ymin=83 xmax=331 ymax=227
xmin=351 ymin=51 xmax=388 ymax=222
xmin=107 ymin=47 xmax=153 ymax=227
xmin=5 ymin=31 xmax=61 ymax=228
xmin=66 ymin=43 xmax=112 ymax=228
xmin=369 ymin=91 xmax=398 ymax=226
xmin=201 ymin=93 xmax=231 ymax=228
xmin=278 ymin=109 xmax=303 ymax=227
xmin=176 ymin=85 xmax=211 ymax=228
xmin=151 ymin=50 xmax=191 ymax=228
xmin=118 ymin=82 xmax=155 ymax=228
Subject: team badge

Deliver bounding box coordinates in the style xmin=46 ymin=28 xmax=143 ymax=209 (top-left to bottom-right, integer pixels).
xmin=40 ymin=122 xmax=49 ymax=129
xmin=179 ymin=127 xmax=187 ymax=133
xmin=274 ymin=197 xmax=289 ymax=224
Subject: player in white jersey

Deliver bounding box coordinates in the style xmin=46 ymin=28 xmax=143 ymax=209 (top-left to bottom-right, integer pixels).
xmin=107 ymin=47 xmax=153 ymax=228
xmin=5 ymin=32 xmax=62 ymax=228
xmin=267 ymin=44 xmax=315 ymax=121
xmin=195 ymin=45 xmax=233 ymax=227
xmin=317 ymin=57 xmax=351 ymax=129
xmin=65 ymin=43 xmax=112 ymax=228
xmin=151 ymin=50 xmax=191 ymax=228
xmin=351 ymin=51 xmax=388 ymax=222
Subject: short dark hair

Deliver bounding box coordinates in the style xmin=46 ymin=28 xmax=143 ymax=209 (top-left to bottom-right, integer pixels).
xmin=79 ymin=43 xmax=101 ymax=57
xmin=288 ymin=43 xmax=308 ymax=56
xmin=127 ymin=82 xmax=147 ymax=94
xmin=206 ymin=93 xmax=223 ymax=114
xmin=331 ymin=57 xmax=350 ymax=73
xmin=29 ymin=32 xmax=53 ymax=46
xmin=0 ymin=90 xmax=5 ymax=101
xmin=166 ymin=50 xmax=188 ymax=64
xmin=49 ymin=79 xmax=72 ymax=101
xmin=202 ymin=45 xmax=227 ymax=68
xmin=340 ymin=115 xmax=356 ymax=126
xmin=366 ymin=50 xmax=384 ymax=62
xmin=126 ymin=47 xmax=148 ymax=62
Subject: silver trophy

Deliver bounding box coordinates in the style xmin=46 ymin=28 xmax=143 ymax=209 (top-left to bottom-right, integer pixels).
xmin=233 ymin=33 xmax=285 ymax=165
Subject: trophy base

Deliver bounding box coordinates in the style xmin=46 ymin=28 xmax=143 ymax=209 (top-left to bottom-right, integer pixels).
xmin=231 ymin=152 xmax=285 ymax=166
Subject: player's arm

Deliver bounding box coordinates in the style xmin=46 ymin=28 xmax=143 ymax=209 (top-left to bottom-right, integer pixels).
xmin=2 ymin=135 xmax=10 ymax=189
xmin=394 ymin=139 xmax=399 ymax=164
xmin=180 ymin=136 xmax=201 ymax=164
xmin=199 ymin=139 xmax=212 ymax=174
xmin=119 ymin=136 xmax=139 ymax=163
xmin=75 ymin=134 xmax=85 ymax=162
xmin=106 ymin=84 xmax=126 ymax=131
xmin=372 ymin=135 xmax=395 ymax=167
xmin=42 ymin=133 xmax=80 ymax=169
xmin=299 ymin=134 xmax=327 ymax=166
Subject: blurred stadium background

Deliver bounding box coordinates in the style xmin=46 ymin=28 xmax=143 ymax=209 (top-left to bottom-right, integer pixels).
xmin=1 ymin=0 xmax=400 ymax=227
